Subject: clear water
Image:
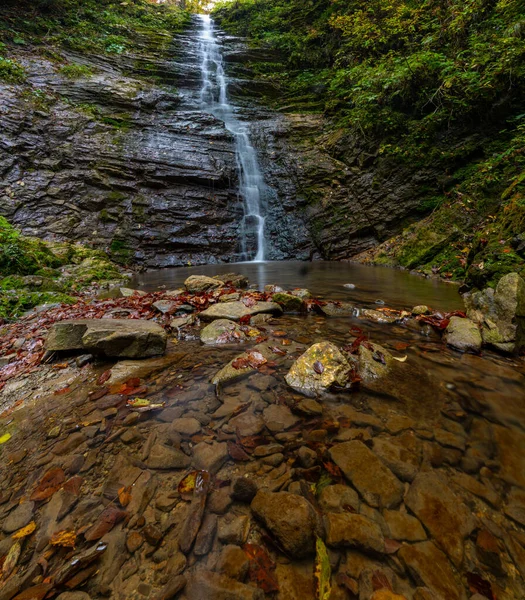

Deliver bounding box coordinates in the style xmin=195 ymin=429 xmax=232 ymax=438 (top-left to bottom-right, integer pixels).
xmin=132 ymin=260 xmax=464 ymax=311
xmin=197 ymin=15 xmax=267 ymax=262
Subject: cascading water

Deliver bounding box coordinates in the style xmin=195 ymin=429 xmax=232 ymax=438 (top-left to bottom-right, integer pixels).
xmin=197 ymin=14 xmax=266 ymax=262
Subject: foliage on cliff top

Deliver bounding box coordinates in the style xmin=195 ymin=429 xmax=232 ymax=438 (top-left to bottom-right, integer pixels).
xmin=0 ymin=0 xmax=190 ymax=54
xmin=214 ymin=0 xmax=525 ymax=287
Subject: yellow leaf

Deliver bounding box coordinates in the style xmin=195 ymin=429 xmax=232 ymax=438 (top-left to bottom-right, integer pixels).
xmin=393 ymin=355 xmax=407 ymax=363
xmin=2 ymin=541 xmax=20 ymax=577
xmin=0 ymin=432 xmax=12 ymax=444
xmin=12 ymin=521 xmax=36 ymax=539
xmin=50 ymin=529 xmax=76 ymax=548
xmin=314 ymin=537 xmax=331 ymax=600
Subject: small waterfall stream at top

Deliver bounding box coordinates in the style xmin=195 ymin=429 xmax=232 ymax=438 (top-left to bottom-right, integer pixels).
xmin=197 ymin=14 xmax=266 ymax=262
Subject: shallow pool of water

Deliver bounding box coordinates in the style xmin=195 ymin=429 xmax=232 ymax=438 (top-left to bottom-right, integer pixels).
xmin=132 ymin=261 xmax=463 ymax=311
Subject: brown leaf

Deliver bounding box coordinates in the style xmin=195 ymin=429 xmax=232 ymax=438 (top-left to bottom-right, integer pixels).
xmin=97 ymin=369 xmax=112 ymax=385
xmin=30 ymin=467 xmax=65 ymax=501
xmin=269 ymin=346 xmax=286 ymax=356
xmin=313 ymin=360 xmax=324 ymax=374
xmin=232 ymin=356 xmax=250 ymax=370
xmin=246 ymin=350 xmax=267 ymax=369
xmin=84 ymin=505 xmax=127 ymax=541
xmin=272 ymin=330 xmax=287 ymax=337
xmin=54 ymin=386 xmax=71 ymax=396
xmin=227 ymin=441 xmax=251 ymax=462
xmin=243 ymin=543 xmax=279 ymax=593
xmin=63 ymin=476 xmax=83 ymax=496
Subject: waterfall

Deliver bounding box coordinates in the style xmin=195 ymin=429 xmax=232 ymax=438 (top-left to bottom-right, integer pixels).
xmin=197 ymin=14 xmax=266 ymax=262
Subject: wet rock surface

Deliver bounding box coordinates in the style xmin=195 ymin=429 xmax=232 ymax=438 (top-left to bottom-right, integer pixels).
xmin=0 ymin=274 xmax=524 ymax=600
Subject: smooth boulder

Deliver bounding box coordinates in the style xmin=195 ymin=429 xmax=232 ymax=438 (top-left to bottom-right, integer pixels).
xmin=46 ymin=319 xmax=167 ymax=358
xmin=184 ymin=275 xmax=224 ymax=293
xmin=200 ymin=319 xmax=247 ymax=345
xmin=444 ymin=316 xmax=482 ymax=353
xmin=285 ymin=341 xmax=350 ymax=395
xmin=199 ymin=300 xmax=282 ymax=322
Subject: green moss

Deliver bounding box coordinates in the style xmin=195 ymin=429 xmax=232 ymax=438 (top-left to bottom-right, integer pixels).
xmin=58 ymin=63 xmax=94 ymax=79
xmin=0 ymin=56 xmax=26 ymax=83
xmin=0 ymin=290 xmax=77 ymax=321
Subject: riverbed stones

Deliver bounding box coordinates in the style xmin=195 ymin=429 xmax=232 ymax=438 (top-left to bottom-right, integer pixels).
xmin=169 ymin=418 xmax=201 ymax=436
xmin=444 ymin=316 xmax=482 ymax=353
xmin=199 ymin=300 xmax=282 ymax=321
xmin=2 ymin=502 xmax=34 ymax=534
xmin=285 ymin=341 xmax=350 ymax=395
xmin=192 ymin=441 xmax=228 ymax=473
xmin=318 ymin=484 xmax=360 ymax=513
xmin=187 ymin=570 xmax=264 ymax=600
xmin=230 ymin=412 xmax=265 ymax=437
xmin=184 ymin=275 xmax=224 ymax=293
xmin=46 ymin=319 xmax=167 ymax=358
xmin=250 ymin=490 xmax=320 ymax=557
xmin=329 ymin=441 xmax=404 ymax=508
xmin=146 ymin=443 xmax=191 ymax=469
xmin=405 ymin=471 xmax=473 ymax=566
xmin=200 ymin=319 xmax=247 ymax=344
xmin=383 ymin=509 xmax=426 ymax=542
xmin=372 ymin=434 xmax=421 ymax=482
xmin=398 ymin=541 xmax=463 ymax=600
xmin=262 ymin=404 xmax=299 ymax=432
xmin=318 ymin=302 xmax=355 ymax=317
xmin=324 ymin=513 xmax=385 ymax=553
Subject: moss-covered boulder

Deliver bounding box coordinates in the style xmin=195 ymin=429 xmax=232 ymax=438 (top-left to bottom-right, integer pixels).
xmin=185 ymin=275 xmax=224 ymax=293
xmin=285 ymin=342 xmax=350 ymax=396
xmin=200 ymin=319 xmax=247 ymax=345
xmin=272 ymin=292 xmax=304 ymax=313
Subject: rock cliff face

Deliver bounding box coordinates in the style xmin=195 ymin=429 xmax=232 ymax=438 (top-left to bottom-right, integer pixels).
xmin=0 ymin=20 xmax=313 ymax=267
xmin=0 ymin=17 xmax=437 ymax=267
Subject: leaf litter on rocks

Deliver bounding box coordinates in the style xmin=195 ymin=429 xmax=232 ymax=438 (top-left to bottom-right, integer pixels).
xmin=243 ymin=543 xmax=279 ymax=593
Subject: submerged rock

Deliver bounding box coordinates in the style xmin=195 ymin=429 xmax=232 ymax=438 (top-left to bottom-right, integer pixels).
xmin=184 ymin=275 xmax=224 ymax=293
xmin=285 ymin=341 xmax=350 ymax=395
xmin=250 ymin=490 xmax=320 ymax=557
xmin=199 ymin=300 xmax=282 ymax=322
xmin=46 ymin=319 xmax=167 ymax=358
xmin=200 ymin=319 xmax=247 ymax=345
xmin=317 ymin=302 xmax=355 ymax=317
xmin=444 ymin=316 xmax=482 ymax=353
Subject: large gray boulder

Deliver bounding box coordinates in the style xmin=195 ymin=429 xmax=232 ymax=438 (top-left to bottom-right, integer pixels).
xmin=199 ymin=300 xmax=282 ymax=322
xmin=46 ymin=319 xmax=167 ymax=358
xmin=184 ymin=275 xmax=224 ymax=293
xmin=464 ymin=272 xmax=525 ymax=353
xmin=444 ymin=316 xmax=482 ymax=353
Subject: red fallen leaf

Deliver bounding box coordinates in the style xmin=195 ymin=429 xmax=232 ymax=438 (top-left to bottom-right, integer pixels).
xmin=84 ymin=505 xmax=127 ymax=541
xmin=63 ymin=476 xmax=83 ymax=496
xmin=232 ymin=356 xmax=250 ymax=370
xmin=269 ymin=346 xmax=286 ymax=356
xmin=322 ymin=461 xmax=343 ymax=482
xmin=394 ymin=342 xmax=410 ymax=351
xmin=227 ymin=440 xmax=251 ymax=462
xmin=254 ymin=335 xmax=268 ymax=344
xmin=272 ymin=330 xmax=287 ymax=337
xmin=313 ymin=360 xmax=324 ymax=374
xmin=243 ymin=543 xmax=279 ymax=593
xmin=31 ymin=467 xmax=66 ymax=501
xmin=88 ymin=387 xmax=108 ymax=401
xmin=281 ymin=339 xmax=292 ymax=346
xmin=54 ymin=386 xmax=71 ymax=396
xmin=52 ymin=363 xmax=69 ymax=370
xmin=11 ymin=583 xmax=53 ymax=600
xmin=238 ymin=315 xmax=251 ymax=325
xmin=467 ymin=573 xmax=495 ymax=600
xmin=246 ymin=351 xmax=267 ymax=369
xmin=97 ymin=370 xmax=112 ymax=385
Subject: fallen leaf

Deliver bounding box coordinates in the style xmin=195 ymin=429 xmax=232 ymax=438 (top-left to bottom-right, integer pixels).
xmin=2 ymin=541 xmax=20 ymax=577
xmin=178 ymin=471 xmax=199 ymax=500
xmin=52 ymin=363 xmax=69 ymax=370
xmin=272 ymin=331 xmax=287 ymax=337
xmin=269 ymin=346 xmax=286 ymax=356
xmin=54 ymin=386 xmax=71 ymax=396
xmin=12 ymin=521 xmax=37 ymax=539
xmin=246 ymin=351 xmax=267 ymax=369
xmin=392 ymin=355 xmax=407 ymax=363
xmin=127 ymin=398 xmax=165 ymax=412
xmin=30 ymin=467 xmax=65 ymax=501
xmin=50 ymin=529 xmax=77 ymax=548
xmin=118 ymin=486 xmax=132 ymax=507
xmin=313 ymin=361 xmax=324 ymax=374
xmin=314 ymin=537 xmax=331 ymax=600
xmin=0 ymin=432 xmax=11 ymax=445
xmin=232 ymin=356 xmax=250 ymax=370
xmin=97 ymin=369 xmax=112 ymax=385
xmin=227 ymin=440 xmax=251 ymax=461
xmin=243 ymin=543 xmax=279 ymax=593
xmin=84 ymin=505 xmax=127 ymax=541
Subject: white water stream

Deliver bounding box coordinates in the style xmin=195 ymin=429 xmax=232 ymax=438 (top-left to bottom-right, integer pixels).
xmin=197 ymin=14 xmax=266 ymax=262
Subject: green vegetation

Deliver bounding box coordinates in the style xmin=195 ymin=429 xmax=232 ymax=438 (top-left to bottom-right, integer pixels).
xmin=0 ymin=217 xmax=127 ymax=320
xmin=0 ymin=0 xmax=190 ymax=55
xmin=59 ymin=63 xmax=94 ymax=79
xmin=214 ymin=0 xmax=525 ymax=287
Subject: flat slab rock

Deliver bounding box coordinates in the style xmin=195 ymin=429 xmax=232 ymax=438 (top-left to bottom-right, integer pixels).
xmin=199 ymin=301 xmax=282 ymax=322
xmin=45 ymin=319 xmax=167 ymax=358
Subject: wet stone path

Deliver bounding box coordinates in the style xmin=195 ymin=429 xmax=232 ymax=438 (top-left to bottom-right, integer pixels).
xmin=0 ymin=277 xmax=524 ymax=600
